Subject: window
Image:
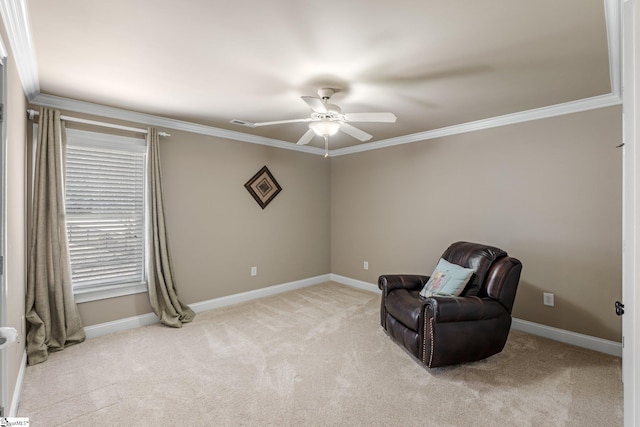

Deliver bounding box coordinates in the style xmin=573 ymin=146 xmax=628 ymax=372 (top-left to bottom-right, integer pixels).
xmin=64 ymin=128 xmax=147 ymax=302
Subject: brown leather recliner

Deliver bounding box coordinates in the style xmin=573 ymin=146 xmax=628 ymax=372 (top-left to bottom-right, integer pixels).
xmin=378 ymin=241 xmax=522 ymax=368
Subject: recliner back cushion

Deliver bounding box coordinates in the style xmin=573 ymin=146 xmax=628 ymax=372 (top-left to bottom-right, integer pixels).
xmin=440 ymin=241 xmax=507 ymax=297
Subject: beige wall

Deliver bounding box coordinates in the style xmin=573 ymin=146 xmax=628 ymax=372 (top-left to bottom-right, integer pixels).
xmin=159 ymin=130 xmax=331 ymax=303
xmin=60 ymin=105 xmax=624 ymax=343
xmin=2 ymin=27 xmax=27 ymax=414
xmin=331 ymin=106 xmax=622 ymax=342
xmin=25 ymin=102 xmax=622 ymax=344
xmin=76 ymin=129 xmax=332 ymax=326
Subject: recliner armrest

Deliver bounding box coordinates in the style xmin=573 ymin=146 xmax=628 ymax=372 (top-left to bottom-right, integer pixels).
xmin=426 ymin=296 xmax=506 ymax=323
xmin=378 ymin=274 xmax=429 ymax=294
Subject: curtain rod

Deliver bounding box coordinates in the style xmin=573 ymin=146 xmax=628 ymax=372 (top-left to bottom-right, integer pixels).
xmin=26 ymin=109 xmax=171 ymax=137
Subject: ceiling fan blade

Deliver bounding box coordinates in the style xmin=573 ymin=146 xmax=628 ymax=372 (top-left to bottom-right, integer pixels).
xmin=343 ymin=112 xmax=397 ymax=123
xmin=301 ymin=96 xmax=327 ymax=113
xmin=252 ymin=118 xmax=311 ymax=127
xmin=229 ymin=119 xmax=258 ymax=128
xmin=339 ymin=123 xmax=372 ymax=142
xmin=296 ymin=129 xmax=316 ymax=145
xmin=230 ymin=118 xmax=309 ymax=127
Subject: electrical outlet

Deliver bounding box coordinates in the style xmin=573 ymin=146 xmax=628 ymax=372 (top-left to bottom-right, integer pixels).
xmin=363 ymin=261 xmax=369 ymax=270
xmin=251 ymin=266 xmax=257 ymax=276
xmin=543 ymin=292 xmax=554 ymax=307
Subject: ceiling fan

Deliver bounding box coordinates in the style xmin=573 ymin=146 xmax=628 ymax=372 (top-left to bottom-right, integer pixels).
xmin=230 ymin=88 xmax=397 ymax=155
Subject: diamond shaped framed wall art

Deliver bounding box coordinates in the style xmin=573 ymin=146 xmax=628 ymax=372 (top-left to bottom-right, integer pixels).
xmin=244 ymin=166 xmax=282 ymax=209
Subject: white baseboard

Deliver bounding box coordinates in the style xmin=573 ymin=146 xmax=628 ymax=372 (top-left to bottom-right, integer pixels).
xmin=189 ymin=274 xmax=331 ymax=313
xmin=330 ymin=274 xmax=380 ymax=294
xmin=9 ymin=351 xmax=26 ymax=417
xmin=511 ymin=318 xmax=622 ymax=357
xmin=84 ymin=312 xmax=159 ymax=340
xmin=81 ymin=273 xmax=621 ymax=358
xmin=83 ymin=274 xmax=332 ymax=339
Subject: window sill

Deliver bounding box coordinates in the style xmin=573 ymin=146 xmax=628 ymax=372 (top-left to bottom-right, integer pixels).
xmin=73 ymin=282 xmax=148 ymax=303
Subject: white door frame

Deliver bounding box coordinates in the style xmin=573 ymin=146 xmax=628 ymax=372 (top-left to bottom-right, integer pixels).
xmin=0 ymin=46 xmax=7 ymax=416
xmin=622 ymin=1 xmax=639 ymax=425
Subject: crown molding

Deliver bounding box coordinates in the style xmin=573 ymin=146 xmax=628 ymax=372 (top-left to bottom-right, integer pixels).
xmin=32 ymin=91 xmax=622 ymax=159
xmin=0 ymin=0 xmax=38 ymax=98
xmin=30 ymin=93 xmax=326 ymax=155
xmin=330 ymin=93 xmax=622 ymax=157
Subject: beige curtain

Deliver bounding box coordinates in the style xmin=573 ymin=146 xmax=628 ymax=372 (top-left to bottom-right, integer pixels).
xmin=25 ymin=107 xmax=86 ymax=365
xmin=147 ymin=128 xmax=195 ymax=327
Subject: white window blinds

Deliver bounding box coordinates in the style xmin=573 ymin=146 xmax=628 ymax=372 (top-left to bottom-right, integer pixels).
xmin=64 ymin=129 xmax=147 ymax=291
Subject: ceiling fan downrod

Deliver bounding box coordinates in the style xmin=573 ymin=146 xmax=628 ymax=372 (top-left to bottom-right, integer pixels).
xmin=317 ymin=88 xmax=335 ymax=102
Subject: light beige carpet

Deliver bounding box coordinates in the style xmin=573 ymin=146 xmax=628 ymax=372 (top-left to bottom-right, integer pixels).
xmin=19 ymin=282 xmax=623 ymax=426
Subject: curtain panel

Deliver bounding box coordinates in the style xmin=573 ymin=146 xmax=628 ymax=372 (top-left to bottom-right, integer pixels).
xmin=25 ymin=107 xmax=86 ymax=365
xmin=146 ymin=128 xmax=195 ymax=327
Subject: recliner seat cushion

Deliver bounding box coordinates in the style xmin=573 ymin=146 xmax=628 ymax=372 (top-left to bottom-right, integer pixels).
xmin=385 ymin=289 xmax=424 ymax=332
xmin=385 ymin=315 xmax=421 ymax=358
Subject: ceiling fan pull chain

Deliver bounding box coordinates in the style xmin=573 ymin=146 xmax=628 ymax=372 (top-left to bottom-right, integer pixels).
xmin=324 ymin=135 xmax=329 ymax=158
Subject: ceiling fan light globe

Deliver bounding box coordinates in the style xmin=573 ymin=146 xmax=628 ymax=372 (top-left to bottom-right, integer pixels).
xmin=309 ymin=120 xmax=341 ymax=136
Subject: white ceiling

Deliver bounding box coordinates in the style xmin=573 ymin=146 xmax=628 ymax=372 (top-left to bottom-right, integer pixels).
xmin=19 ymin=0 xmax=617 ymax=151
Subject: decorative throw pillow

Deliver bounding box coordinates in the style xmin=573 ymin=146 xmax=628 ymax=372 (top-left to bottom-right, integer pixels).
xmin=419 ymin=258 xmax=475 ymax=298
